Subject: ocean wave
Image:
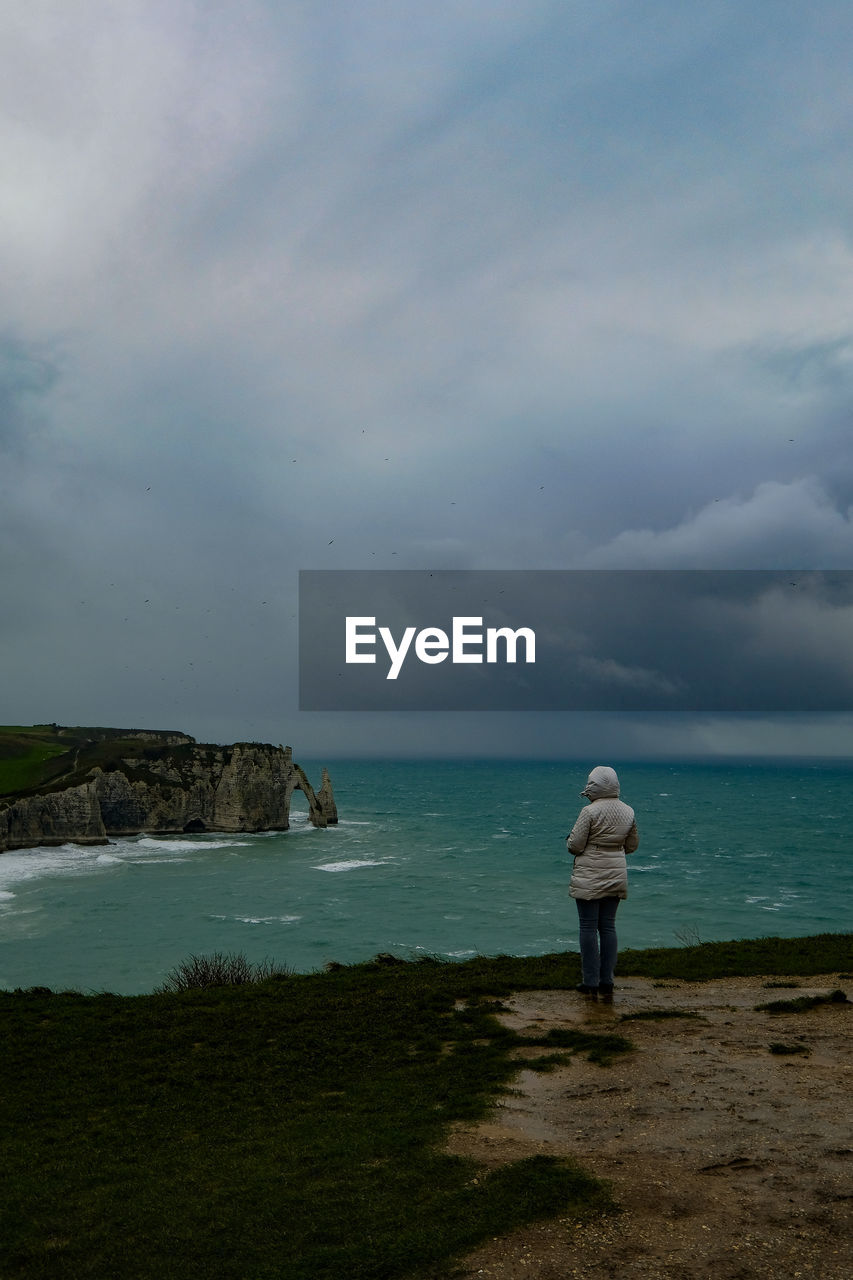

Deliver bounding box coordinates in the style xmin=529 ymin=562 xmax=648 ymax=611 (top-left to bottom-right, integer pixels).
xmin=234 ymin=914 xmax=302 ymax=925
xmin=124 ymin=857 xmax=193 ymax=866
xmin=313 ymin=859 xmax=394 ymax=873
xmin=391 ymin=944 xmax=477 ymax=960
xmin=135 ymin=836 xmax=250 ymax=852
xmin=0 ymin=845 xmax=118 ymax=888
xmin=207 ymin=912 xmax=301 ymax=925
xmin=284 ymin=815 xmax=314 ymax=831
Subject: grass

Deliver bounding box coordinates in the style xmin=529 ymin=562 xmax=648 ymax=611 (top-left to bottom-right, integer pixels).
xmin=0 ymin=724 xmax=196 ymax=800
xmin=615 ymin=932 xmax=853 ymax=981
xmin=0 ymin=726 xmax=73 ymax=797
xmin=754 ymin=988 xmax=851 ymax=1014
xmin=1 ymin=933 xmax=850 ymax=1280
xmin=523 ymin=1025 xmax=633 ymax=1066
xmin=0 ymin=956 xmax=616 ymax=1280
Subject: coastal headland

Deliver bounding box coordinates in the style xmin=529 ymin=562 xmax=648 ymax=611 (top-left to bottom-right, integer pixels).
xmin=0 ymin=724 xmax=336 ymax=853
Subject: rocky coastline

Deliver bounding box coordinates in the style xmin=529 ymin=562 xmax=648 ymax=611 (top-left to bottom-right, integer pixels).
xmin=0 ymin=727 xmax=336 ymax=853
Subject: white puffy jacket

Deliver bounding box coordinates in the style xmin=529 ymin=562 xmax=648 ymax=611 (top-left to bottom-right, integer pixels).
xmin=567 ymin=766 xmax=639 ymax=900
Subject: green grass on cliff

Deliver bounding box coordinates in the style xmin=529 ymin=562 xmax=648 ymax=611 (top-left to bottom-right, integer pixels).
xmin=0 ymin=724 xmax=297 ymax=804
xmin=1 ymin=933 xmax=850 ymax=1280
xmin=0 ymin=724 xmax=198 ymax=799
xmin=0 ymin=726 xmax=72 ymax=797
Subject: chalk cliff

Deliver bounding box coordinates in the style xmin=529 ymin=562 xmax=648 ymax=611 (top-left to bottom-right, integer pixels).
xmin=0 ymin=729 xmax=337 ymax=853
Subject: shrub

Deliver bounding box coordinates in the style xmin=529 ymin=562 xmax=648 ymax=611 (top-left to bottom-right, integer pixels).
xmin=158 ymin=952 xmax=291 ymax=992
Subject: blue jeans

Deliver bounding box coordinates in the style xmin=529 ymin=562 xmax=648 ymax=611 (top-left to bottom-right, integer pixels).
xmin=575 ymin=896 xmax=620 ymax=988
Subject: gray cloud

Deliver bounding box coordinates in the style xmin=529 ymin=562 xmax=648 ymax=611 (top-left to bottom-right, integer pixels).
xmin=0 ymin=335 xmax=59 ymax=453
xmin=575 ymin=656 xmax=686 ymax=698
xmin=2 ymin=3 xmax=853 ymax=755
xmin=581 ymin=480 xmax=853 ymax=569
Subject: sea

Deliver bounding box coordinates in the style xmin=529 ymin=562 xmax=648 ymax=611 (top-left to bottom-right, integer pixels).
xmin=1 ymin=759 xmax=851 ymax=995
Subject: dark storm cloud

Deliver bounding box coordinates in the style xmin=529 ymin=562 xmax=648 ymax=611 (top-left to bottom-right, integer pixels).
xmin=2 ymin=3 xmax=853 ymax=755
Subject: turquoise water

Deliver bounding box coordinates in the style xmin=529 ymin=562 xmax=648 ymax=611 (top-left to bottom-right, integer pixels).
xmin=1 ymin=759 xmax=851 ymax=994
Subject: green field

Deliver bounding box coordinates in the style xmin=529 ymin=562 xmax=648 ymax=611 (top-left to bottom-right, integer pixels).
xmin=0 ymin=724 xmax=196 ymax=799
xmin=1 ymin=934 xmax=850 ymax=1280
xmin=0 ymin=726 xmax=74 ymax=797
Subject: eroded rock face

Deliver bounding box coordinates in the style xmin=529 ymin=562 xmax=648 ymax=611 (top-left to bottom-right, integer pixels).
xmin=0 ymin=742 xmax=336 ymax=852
xmin=0 ymin=783 xmax=107 ymax=850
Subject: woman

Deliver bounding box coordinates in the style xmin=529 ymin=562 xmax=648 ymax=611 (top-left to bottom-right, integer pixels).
xmin=567 ymin=765 xmax=639 ymax=1000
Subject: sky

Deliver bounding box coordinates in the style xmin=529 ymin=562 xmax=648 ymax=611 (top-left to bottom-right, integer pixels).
xmin=3 ymin=0 xmax=853 ymax=760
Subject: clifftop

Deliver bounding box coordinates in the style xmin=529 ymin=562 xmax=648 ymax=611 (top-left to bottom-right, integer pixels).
xmin=0 ymin=724 xmax=197 ymax=800
xmin=0 ymin=725 xmax=336 ymax=853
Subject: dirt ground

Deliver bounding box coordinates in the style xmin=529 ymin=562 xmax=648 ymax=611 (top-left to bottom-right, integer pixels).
xmin=445 ymin=974 xmax=852 ymax=1279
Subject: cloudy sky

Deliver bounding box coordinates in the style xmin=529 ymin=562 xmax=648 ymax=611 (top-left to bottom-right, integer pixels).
xmin=3 ymin=1 xmax=853 ymax=759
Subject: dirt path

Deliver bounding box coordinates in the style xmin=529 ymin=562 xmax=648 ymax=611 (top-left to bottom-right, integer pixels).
xmin=446 ymin=974 xmax=852 ymax=1279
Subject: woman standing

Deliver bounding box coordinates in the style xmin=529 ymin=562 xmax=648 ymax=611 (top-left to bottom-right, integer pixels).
xmin=567 ymin=765 xmax=639 ymax=1000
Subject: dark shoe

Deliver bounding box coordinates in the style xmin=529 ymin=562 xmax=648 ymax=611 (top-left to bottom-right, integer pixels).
xmin=576 ymin=983 xmax=598 ymax=998
xmin=598 ymin=983 xmax=614 ymax=1002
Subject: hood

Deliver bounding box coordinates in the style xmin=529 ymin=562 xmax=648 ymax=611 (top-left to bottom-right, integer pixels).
xmin=581 ymin=766 xmax=620 ymax=800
